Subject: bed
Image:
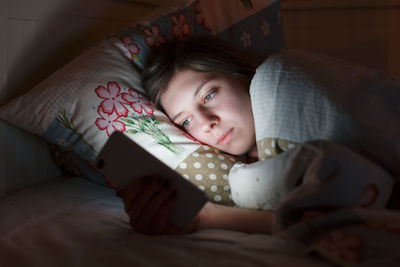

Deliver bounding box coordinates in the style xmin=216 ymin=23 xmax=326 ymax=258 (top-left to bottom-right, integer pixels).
xmin=0 ymin=176 xmax=332 ymax=267
xmin=1 ymin=1 xmax=399 ymax=266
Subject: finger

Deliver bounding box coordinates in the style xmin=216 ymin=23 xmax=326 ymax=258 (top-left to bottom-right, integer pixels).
xmin=142 ymin=179 xmax=174 ymax=218
xmin=122 ymin=176 xmax=155 ymax=213
xmin=150 ymin=191 xmax=178 ymax=234
xmin=128 ymin=177 xmax=164 ymax=222
xmin=136 ymin=180 xmax=175 ymax=232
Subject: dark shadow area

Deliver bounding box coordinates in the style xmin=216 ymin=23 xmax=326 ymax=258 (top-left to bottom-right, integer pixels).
xmin=1 ymin=0 xmax=155 ymax=106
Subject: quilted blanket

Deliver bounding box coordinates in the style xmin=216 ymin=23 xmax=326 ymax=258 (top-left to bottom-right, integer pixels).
xmin=229 ymin=50 xmax=400 ymax=266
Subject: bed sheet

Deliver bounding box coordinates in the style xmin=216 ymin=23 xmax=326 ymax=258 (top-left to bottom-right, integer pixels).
xmin=0 ymin=119 xmax=61 ymax=197
xmin=0 ymin=176 xmax=331 ymax=267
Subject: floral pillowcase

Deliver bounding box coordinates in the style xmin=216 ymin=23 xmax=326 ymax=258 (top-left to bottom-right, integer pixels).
xmin=0 ymin=0 xmax=285 ymax=206
xmin=112 ymin=0 xmax=284 ymax=70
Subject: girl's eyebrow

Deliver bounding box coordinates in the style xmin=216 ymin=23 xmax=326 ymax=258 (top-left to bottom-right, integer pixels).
xmin=171 ymin=112 xmax=183 ymax=123
xmin=171 ymin=78 xmax=211 ymax=123
xmin=193 ymin=79 xmax=211 ymax=99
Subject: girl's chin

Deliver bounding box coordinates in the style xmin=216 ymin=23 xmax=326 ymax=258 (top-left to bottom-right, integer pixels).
xmin=224 ymin=145 xmax=252 ymax=157
xmin=233 ymin=143 xmax=258 ymax=157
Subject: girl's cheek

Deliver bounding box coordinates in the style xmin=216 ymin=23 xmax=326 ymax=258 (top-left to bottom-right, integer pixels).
xmin=190 ymin=129 xmax=205 ymax=144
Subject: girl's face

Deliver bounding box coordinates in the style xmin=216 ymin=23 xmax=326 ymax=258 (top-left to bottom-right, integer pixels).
xmin=160 ymin=70 xmax=255 ymax=156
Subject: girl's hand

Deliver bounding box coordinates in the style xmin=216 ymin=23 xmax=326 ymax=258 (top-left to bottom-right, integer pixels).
xmin=117 ymin=176 xmax=194 ymax=235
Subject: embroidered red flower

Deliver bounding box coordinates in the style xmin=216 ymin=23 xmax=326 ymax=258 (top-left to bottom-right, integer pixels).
xmin=121 ymin=35 xmax=140 ymax=61
xmin=143 ymin=25 xmax=167 ymax=48
xmin=171 ymin=13 xmax=191 ymax=39
xmin=240 ymin=31 xmax=252 ymax=48
xmin=122 ymin=89 xmax=154 ymax=115
xmin=195 ymin=2 xmax=210 ymax=30
xmin=95 ymin=106 xmax=126 ymax=136
xmin=95 ymin=82 xmax=129 ymax=117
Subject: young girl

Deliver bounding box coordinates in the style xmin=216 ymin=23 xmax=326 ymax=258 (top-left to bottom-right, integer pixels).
xmin=118 ymin=37 xmax=275 ymax=235
xmin=117 ymin=36 xmax=400 ymax=235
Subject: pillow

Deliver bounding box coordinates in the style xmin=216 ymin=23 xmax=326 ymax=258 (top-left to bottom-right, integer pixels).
xmin=112 ymin=0 xmax=284 ymax=69
xmin=201 ymin=0 xmax=285 ymax=65
xmin=0 ymin=0 xmax=285 ymax=206
xmin=0 ymin=119 xmax=62 ymax=196
xmin=0 ymin=39 xmax=238 ymax=205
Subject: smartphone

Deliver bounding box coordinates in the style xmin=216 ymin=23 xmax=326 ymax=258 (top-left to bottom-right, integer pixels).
xmin=94 ymin=131 xmax=208 ymax=229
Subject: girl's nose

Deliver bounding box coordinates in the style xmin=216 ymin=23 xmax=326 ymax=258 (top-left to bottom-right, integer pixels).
xmin=198 ymin=111 xmax=219 ymax=132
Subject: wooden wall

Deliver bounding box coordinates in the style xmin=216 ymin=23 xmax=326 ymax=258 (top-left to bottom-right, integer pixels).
xmin=281 ymin=0 xmax=400 ymax=77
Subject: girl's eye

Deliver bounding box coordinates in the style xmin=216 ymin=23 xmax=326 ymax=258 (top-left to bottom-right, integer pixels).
xmin=181 ymin=117 xmax=192 ymax=129
xmin=203 ymin=90 xmax=216 ymax=103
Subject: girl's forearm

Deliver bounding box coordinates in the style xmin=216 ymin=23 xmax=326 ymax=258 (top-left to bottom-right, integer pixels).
xmin=195 ymin=202 xmax=274 ymax=234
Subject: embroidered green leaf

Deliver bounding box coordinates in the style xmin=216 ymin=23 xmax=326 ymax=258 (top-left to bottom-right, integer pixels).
xmin=132 ymin=54 xmax=141 ymax=63
xmin=56 ymin=109 xmax=95 ymax=152
xmin=121 ymin=115 xmax=184 ymax=155
xmin=126 ymin=129 xmax=139 ymax=134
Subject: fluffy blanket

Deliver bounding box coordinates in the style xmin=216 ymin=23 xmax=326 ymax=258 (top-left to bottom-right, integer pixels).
xmin=228 ymin=50 xmax=400 ymax=266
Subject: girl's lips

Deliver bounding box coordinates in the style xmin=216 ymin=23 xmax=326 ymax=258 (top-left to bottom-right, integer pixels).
xmin=217 ymin=128 xmax=233 ymax=145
